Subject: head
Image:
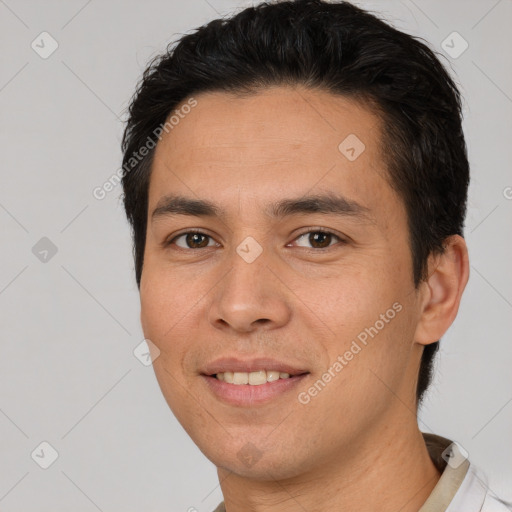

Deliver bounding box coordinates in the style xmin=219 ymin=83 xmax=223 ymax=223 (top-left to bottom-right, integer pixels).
xmin=121 ymin=0 xmax=469 ymax=478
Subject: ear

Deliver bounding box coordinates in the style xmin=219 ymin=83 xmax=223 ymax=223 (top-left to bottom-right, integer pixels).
xmin=414 ymin=235 xmax=470 ymax=346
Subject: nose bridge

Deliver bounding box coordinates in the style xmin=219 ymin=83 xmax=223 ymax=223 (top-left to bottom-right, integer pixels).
xmin=208 ymin=233 xmax=291 ymax=332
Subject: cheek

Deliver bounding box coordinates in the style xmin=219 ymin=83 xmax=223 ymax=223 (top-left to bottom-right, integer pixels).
xmin=302 ymin=258 xmax=415 ymax=379
xmin=139 ymin=268 xmax=182 ymax=350
xmin=140 ymin=252 xmax=195 ymax=313
xmin=139 ymin=264 xmax=212 ymax=370
xmin=139 ymin=275 xmax=191 ymax=408
xmin=308 ymin=262 xmax=403 ymax=331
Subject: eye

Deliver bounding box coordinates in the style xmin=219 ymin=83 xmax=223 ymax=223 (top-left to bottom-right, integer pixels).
xmin=165 ymin=228 xmax=346 ymax=251
xmin=291 ymin=229 xmax=345 ymax=249
xmin=168 ymin=230 xmax=218 ymax=249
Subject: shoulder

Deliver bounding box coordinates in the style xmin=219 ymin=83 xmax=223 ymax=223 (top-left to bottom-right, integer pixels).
xmin=481 ymin=494 xmax=512 ymax=512
xmin=448 ymin=464 xmax=512 ymax=512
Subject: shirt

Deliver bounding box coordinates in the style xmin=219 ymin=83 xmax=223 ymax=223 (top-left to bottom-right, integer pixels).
xmin=211 ymin=433 xmax=510 ymax=512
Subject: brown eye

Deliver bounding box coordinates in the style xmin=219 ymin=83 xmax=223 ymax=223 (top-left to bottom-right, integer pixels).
xmin=294 ymin=230 xmax=343 ymax=249
xmin=171 ymin=232 xmax=216 ymax=249
xmin=309 ymin=232 xmax=332 ymax=248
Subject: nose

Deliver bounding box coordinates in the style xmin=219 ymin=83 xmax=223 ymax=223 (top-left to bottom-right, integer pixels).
xmin=207 ymin=242 xmax=292 ymax=334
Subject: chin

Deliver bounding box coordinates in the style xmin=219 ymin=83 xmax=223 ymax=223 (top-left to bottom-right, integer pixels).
xmin=207 ymin=443 xmax=312 ymax=481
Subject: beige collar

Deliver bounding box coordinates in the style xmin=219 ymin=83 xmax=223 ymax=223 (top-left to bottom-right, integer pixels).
xmin=419 ymin=433 xmax=470 ymax=511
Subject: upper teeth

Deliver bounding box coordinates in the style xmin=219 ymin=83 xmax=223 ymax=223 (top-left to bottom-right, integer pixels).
xmin=216 ymin=370 xmax=291 ymax=385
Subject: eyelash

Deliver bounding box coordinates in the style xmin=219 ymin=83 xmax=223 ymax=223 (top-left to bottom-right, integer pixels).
xmin=165 ymin=228 xmax=346 ymax=251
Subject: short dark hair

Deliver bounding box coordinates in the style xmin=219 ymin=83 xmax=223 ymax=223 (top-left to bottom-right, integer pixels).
xmin=121 ymin=0 xmax=469 ymax=405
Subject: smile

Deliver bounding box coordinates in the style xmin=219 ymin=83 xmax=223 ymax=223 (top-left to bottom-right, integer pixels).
xmin=215 ymin=370 xmax=295 ymax=385
xmin=202 ymin=372 xmax=310 ymax=406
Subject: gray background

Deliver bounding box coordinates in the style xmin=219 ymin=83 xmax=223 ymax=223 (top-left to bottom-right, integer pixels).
xmin=0 ymin=0 xmax=511 ymax=510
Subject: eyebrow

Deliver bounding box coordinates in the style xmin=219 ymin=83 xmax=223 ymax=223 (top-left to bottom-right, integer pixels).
xmin=151 ymin=193 xmax=372 ymax=222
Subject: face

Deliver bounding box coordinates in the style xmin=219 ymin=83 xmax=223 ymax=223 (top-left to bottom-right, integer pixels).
xmin=140 ymin=86 xmax=426 ymax=479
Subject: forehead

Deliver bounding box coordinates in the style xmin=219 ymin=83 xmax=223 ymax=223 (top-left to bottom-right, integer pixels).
xmin=153 ymin=86 xmax=383 ymax=164
xmin=148 ymin=86 xmax=398 ymax=220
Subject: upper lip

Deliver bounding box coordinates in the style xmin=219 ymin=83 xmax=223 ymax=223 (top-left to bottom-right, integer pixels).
xmin=201 ymin=357 xmax=309 ymax=376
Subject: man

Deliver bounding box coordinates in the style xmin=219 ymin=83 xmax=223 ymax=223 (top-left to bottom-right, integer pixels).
xmin=120 ymin=0 xmax=510 ymax=510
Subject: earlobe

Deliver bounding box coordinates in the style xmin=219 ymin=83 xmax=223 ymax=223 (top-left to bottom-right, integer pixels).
xmin=414 ymin=235 xmax=470 ymax=346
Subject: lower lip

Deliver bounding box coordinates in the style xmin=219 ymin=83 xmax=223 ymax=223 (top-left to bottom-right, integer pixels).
xmin=201 ymin=374 xmax=309 ymax=406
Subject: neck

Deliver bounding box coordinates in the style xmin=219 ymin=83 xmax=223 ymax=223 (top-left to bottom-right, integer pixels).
xmin=217 ymin=418 xmax=440 ymax=512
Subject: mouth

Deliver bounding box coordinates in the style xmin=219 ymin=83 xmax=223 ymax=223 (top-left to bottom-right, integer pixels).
xmin=201 ymin=356 xmax=309 ymax=379
xmin=200 ymin=370 xmax=310 ymax=407
xmin=199 ymin=356 xmax=311 ymax=406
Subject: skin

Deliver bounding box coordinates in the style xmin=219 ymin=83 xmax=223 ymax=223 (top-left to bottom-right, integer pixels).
xmin=139 ymin=86 xmax=469 ymax=512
